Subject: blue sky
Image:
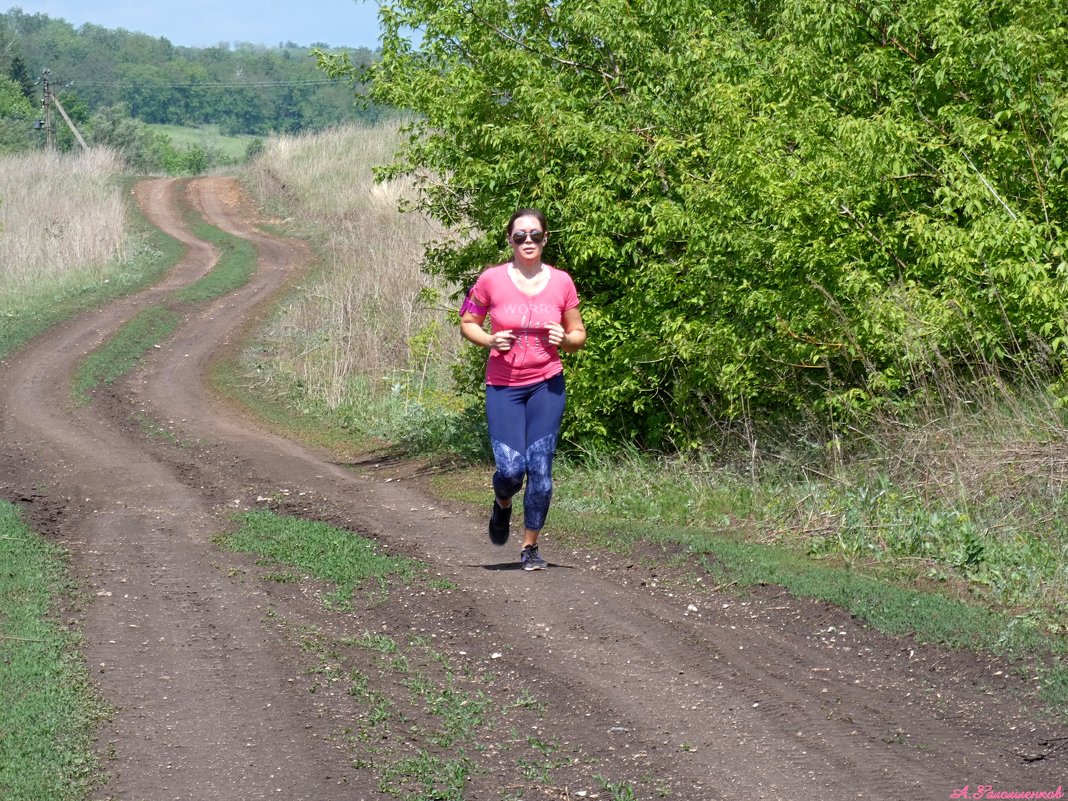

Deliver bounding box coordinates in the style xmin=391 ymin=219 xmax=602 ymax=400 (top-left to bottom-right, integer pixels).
xmin=4 ymin=1 xmax=383 ymax=50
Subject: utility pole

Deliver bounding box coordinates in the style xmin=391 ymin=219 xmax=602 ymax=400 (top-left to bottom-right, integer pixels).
xmin=38 ymin=69 xmax=88 ymax=152
xmin=41 ymin=69 xmax=54 ymax=150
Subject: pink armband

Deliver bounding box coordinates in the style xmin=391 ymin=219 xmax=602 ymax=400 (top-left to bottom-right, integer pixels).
xmin=460 ymin=289 xmax=487 ymax=316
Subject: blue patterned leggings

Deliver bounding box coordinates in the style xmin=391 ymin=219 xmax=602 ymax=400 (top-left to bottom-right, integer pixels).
xmin=485 ymin=373 xmax=566 ymax=532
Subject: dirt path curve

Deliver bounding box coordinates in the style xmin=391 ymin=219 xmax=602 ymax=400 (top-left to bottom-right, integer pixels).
xmin=1 ymin=177 xmax=1063 ymax=801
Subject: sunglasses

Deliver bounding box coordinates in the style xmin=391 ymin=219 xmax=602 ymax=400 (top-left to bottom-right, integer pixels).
xmin=510 ymin=229 xmax=545 ymax=245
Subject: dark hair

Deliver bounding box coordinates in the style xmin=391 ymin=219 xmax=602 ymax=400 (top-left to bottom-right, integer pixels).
xmin=506 ymin=208 xmax=548 ymax=237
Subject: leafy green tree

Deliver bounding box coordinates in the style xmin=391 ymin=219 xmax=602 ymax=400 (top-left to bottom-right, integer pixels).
xmin=115 ymin=63 xmax=175 ymax=123
xmin=7 ymin=54 xmax=36 ymax=99
xmin=0 ymin=74 xmax=33 ymax=118
xmin=330 ymin=0 xmax=1068 ymax=448
xmin=0 ymin=74 xmax=36 ymax=153
xmin=87 ymin=103 xmax=164 ymax=170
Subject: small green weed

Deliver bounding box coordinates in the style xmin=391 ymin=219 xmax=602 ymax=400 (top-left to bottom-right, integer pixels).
xmin=262 ymin=571 xmax=298 ymax=583
xmin=379 ymin=751 xmax=473 ymax=801
xmin=357 ymin=631 xmax=400 ymax=654
xmin=132 ymin=411 xmax=182 ymax=444
xmin=511 ymin=689 xmax=544 ymax=713
xmin=595 ymin=774 xmax=639 ymax=801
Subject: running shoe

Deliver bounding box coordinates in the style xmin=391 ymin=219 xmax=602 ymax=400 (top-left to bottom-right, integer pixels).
xmin=488 ymin=499 xmax=511 ymax=546
xmin=520 ymin=543 xmax=547 ymax=570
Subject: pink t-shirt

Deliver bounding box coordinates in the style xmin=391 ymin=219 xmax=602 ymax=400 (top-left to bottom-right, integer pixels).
xmin=466 ymin=262 xmax=580 ymax=387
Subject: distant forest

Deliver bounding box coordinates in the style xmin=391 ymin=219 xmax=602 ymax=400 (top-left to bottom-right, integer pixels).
xmin=0 ymin=8 xmax=381 ymax=138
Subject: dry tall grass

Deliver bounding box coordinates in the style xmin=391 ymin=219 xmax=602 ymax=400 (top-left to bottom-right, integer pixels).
xmin=0 ymin=148 xmax=130 ymax=310
xmin=241 ymin=124 xmax=456 ymax=415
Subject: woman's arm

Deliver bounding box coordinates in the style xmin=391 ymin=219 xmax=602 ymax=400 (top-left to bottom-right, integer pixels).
xmin=461 ymin=311 xmax=515 ymax=352
xmin=547 ymin=306 xmax=586 ymax=353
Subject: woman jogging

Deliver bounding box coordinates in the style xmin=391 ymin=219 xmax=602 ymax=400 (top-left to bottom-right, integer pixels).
xmin=460 ymin=208 xmax=587 ymax=570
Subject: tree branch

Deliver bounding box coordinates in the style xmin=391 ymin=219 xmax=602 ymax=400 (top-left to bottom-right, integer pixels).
xmin=464 ymin=6 xmax=621 ymax=87
xmin=839 ymin=204 xmax=911 ymax=273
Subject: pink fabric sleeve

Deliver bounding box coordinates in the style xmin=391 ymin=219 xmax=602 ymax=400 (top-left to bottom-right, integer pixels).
xmin=561 ymin=272 xmax=579 ymax=311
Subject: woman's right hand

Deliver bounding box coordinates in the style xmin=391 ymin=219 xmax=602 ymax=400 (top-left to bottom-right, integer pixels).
xmin=490 ymin=330 xmax=516 ymax=352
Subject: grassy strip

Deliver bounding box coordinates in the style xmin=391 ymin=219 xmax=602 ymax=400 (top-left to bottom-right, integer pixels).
xmin=174 ymin=222 xmax=256 ymax=304
xmin=146 ymin=123 xmax=258 ymax=162
xmin=217 ymin=510 xmax=419 ymax=607
xmin=216 ymin=511 xmax=478 ymax=797
xmin=0 ymin=501 xmax=109 ymax=801
xmin=72 ymin=217 xmax=258 ymax=402
xmin=299 ymin=625 xmax=484 ymax=801
xmin=72 ymin=305 xmax=183 ymax=403
xmin=0 ymin=178 xmax=183 ymax=363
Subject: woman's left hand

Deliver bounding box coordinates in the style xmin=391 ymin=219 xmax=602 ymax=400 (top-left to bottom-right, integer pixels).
xmin=545 ymin=322 xmax=566 ymax=347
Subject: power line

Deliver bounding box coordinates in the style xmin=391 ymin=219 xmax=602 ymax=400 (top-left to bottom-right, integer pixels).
xmin=65 ymin=79 xmax=345 ymax=89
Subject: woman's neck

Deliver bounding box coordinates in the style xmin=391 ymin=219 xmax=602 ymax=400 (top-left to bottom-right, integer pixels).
xmin=511 ymin=257 xmax=544 ymax=278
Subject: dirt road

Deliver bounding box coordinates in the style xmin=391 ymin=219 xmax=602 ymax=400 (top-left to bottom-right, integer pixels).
xmin=0 ymin=177 xmax=1063 ymax=801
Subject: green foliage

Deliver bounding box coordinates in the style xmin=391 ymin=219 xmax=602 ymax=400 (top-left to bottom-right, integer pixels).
xmin=7 ymin=54 xmax=35 ymax=99
xmin=51 ymin=89 xmax=89 ymax=152
xmin=87 ymin=104 xmax=160 ymax=169
xmin=244 ymin=136 xmax=265 ymax=159
xmin=87 ymin=107 xmax=217 ymax=174
xmin=0 ymin=74 xmax=33 ymax=118
xmin=0 ymin=74 xmax=35 ymax=153
xmin=785 ymin=476 xmax=1068 ymax=611
xmin=346 ymin=0 xmax=1068 ymax=448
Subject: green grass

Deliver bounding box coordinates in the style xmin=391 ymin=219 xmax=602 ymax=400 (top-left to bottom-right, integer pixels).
xmin=217 ymin=510 xmax=419 ymax=607
xmin=73 ymin=305 xmax=183 ymax=403
xmin=0 ymin=501 xmax=109 ymax=801
xmin=0 ymin=177 xmax=183 ymax=363
xmin=147 ymin=123 xmax=259 ymax=162
xmin=175 ymin=222 xmax=257 ymax=303
xmin=73 ymin=216 xmax=258 ymax=403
